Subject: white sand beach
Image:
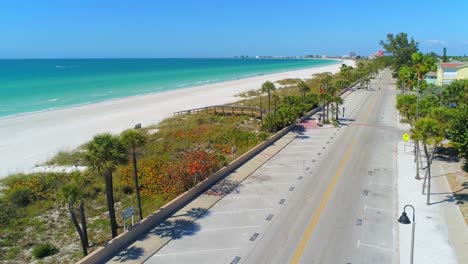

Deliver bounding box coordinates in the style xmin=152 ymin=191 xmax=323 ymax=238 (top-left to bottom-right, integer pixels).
xmin=0 ymin=60 xmax=354 ymax=177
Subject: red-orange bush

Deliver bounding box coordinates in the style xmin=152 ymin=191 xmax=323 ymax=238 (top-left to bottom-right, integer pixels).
xmin=120 ymin=150 xmax=221 ymax=200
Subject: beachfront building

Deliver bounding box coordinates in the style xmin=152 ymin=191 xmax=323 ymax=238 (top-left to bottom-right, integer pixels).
xmin=436 ymin=62 xmax=468 ymax=86
xmin=425 ymin=71 xmax=437 ymax=85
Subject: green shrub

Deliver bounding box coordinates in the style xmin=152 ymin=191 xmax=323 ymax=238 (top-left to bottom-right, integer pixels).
xmin=0 ymin=200 xmax=17 ymax=227
xmin=32 ymin=243 xmax=59 ymax=259
xmin=6 ymin=187 xmax=32 ymax=207
xmin=46 ymin=150 xmax=84 ymax=166
xmin=121 ymin=185 xmax=133 ymax=194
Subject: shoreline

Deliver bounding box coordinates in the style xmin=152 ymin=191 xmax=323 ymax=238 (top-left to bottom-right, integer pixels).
xmin=0 ymin=58 xmax=338 ymax=120
xmin=0 ymin=59 xmax=354 ymax=177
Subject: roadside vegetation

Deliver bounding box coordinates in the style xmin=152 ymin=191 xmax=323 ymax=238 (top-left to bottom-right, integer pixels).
xmin=386 ymin=32 xmax=468 ymax=208
xmin=0 ymin=58 xmax=384 ymax=263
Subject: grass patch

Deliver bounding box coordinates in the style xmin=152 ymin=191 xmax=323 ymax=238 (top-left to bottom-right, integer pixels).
xmin=276 ymin=78 xmax=301 ymax=85
xmin=236 ymin=89 xmax=261 ymax=98
xmin=45 ymin=149 xmax=85 ymax=166
xmin=32 ymin=243 xmax=59 ymax=259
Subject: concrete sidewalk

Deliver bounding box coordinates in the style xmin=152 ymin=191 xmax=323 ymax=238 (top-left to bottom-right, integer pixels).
xmin=397 ymin=141 xmax=467 ymax=264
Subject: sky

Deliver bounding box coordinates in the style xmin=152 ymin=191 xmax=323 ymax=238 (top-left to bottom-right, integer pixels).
xmin=1 ymin=0 xmax=467 ymax=58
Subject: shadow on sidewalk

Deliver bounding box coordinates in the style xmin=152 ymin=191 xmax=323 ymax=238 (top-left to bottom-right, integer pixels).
xmin=433 ymin=147 xmax=459 ymax=163
xmin=430 ymin=195 xmax=457 ymax=205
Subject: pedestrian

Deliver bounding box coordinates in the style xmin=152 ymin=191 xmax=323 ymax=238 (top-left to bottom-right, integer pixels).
xmin=342 ymin=107 xmax=345 ymax=118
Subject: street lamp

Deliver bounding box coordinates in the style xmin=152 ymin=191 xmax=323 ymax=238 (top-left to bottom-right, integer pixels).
xmin=398 ymin=205 xmax=416 ymax=264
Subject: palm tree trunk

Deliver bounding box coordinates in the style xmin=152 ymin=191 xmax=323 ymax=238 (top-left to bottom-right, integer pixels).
xmin=69 ymin=203 xmax=88 ymax=256
xmin=322 ymin=103 xmax=326 ymax=123
xmin=105 ymin=170 xmax=118 ymax=238
xmin=132 ymin=147 xmax=143 ymax=221
xmin=326 ymin=103 xmax=329 ymax=122
xmin=79 ymin=200 xmax=89 ymax=247
xmin=415 ymin=141 xmax=420 ymax=180
xmin=424 ymin=143 xmax=431 ymax=205
xmin=268 ymin=92 xmax=271 ymax=115
xmin=335 ymin=102 xmax=339 ymax=121
xmin=260 ymin=97 xmax=263 ymax=125
xmin=274 ymin=99 xmax=277 ymax=132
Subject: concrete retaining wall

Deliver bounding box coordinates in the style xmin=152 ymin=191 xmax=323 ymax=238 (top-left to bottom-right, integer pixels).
xmin=77 ymin=82 xmax=358 ymax=264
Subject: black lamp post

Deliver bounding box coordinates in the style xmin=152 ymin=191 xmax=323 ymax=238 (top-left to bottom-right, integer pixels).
xmin=398 ymin=204 xmax=416 ymax=264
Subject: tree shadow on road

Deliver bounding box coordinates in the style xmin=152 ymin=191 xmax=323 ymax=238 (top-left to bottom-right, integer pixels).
xmin=293 ymin=124 xmax=310 ymax=139
xmin=173 ymin=207 xmax=211 ymax=219
xmin=150 ymin=219 xmax=201 ymax=240
xmin=112 ymin=246 xmax=145 ymax=262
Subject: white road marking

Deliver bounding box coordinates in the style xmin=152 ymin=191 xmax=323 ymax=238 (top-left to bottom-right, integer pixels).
xmin=364 ymin=204 xmax=393 ymax=213
xmin=200 ymin=225 xmax=261 ymax=232
xmin=368 ymin=182 xmax=393 ymax=188
xmin=209 ymin=208 xmax=273 ymax=214
xmin=358 ymin=242 xmax=394 ymax=252
xmin=222 ymin=194 xmax=285 ymax=200
xmin=153 ymin=247 xmax=240 ymax=257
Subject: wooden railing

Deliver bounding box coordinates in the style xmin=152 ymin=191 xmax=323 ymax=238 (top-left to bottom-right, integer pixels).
xmin=174 ymin=105 xmax=265 ymax=118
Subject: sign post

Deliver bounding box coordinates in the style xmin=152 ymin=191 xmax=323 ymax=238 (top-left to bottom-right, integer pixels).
xmin=403 ymin=133 xmax=410 ymax=152
xmin=123 ymin=206 xmax=135 ymax=232
xmin=231 ymin=145 xmax=237 ymax=160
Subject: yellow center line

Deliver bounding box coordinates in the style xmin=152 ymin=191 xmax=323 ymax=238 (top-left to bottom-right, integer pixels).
xmin=290 ymin=139 xmax=356 ymax=264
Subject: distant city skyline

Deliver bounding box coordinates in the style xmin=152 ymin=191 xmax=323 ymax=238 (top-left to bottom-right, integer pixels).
xmin=1 ymin=0 xmax=467 ymax=58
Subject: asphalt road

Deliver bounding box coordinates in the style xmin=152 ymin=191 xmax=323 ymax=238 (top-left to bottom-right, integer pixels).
xmin=145 ymin=69 xmax=402 ymax=264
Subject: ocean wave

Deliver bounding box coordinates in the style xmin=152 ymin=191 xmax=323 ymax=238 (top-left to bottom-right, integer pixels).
xmin=55 ymin=65 xmax=80 ymax=69
xmin=177 ymin=83 xmax=188 ymax=87
xmin=91 ymin=93 xmax=108 ymax=97
xmin=48 ymin=98 xmax=59 ymax=102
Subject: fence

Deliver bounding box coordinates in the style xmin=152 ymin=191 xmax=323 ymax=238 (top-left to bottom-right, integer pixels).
xmin=174 ymin=105 xmax=265 ymax=118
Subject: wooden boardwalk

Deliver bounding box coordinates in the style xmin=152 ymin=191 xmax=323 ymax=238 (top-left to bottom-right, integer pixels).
xmin=174 ymin=105 xmax=265 ymax=118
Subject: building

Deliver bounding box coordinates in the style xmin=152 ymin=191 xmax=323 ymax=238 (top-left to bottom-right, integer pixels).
xmin=369 ymin=50 xmax=385 ymax=60
xmin=436 ymin=62 xmax=468 ymax=86
xmin=425 ymin=71 xmax=437 ymax=85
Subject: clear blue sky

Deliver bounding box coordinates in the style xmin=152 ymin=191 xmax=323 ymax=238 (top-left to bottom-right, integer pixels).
xmin=1 ymin=0 xmax=467 ymax=58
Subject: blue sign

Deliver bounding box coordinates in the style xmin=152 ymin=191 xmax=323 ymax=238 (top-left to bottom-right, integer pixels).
xmin=123 ymin=207 xmax=135 ymax=220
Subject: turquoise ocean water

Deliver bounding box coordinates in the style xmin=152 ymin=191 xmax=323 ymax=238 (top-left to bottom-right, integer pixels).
xmin=0 ymin=58 xmax=337 ymax=118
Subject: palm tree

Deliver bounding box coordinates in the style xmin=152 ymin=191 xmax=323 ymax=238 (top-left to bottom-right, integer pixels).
xmin=272 ymin=94 xmax=280 ymax=132
xmin=362 ymin=76 xmax=371 ymax=90
xmin=59 ymin=184 xmax=88 ymax=256
xmin=333 ymin=96 xmax=344 ymax=121
xmin=261 ymin=81 xmax=276 ymax=114
xmin=412 ymin=117 xmax=444 ymax=205
xmin=339 ymin=64 xmax=352 ymax=89
xmin=297 ymin=80 xmax=310 ymax=103
xmin=120 ymin=129 xmax=146 ymax=221
xmin=317 ymin=72 xmax=333 ymax=94
xmin=85 ymin=133 xmax=126 ymax=238
xmin=319 ymin=93 xmax=332 ymax=123
xmin=328 ymin=86 xmax=338 ymax=120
